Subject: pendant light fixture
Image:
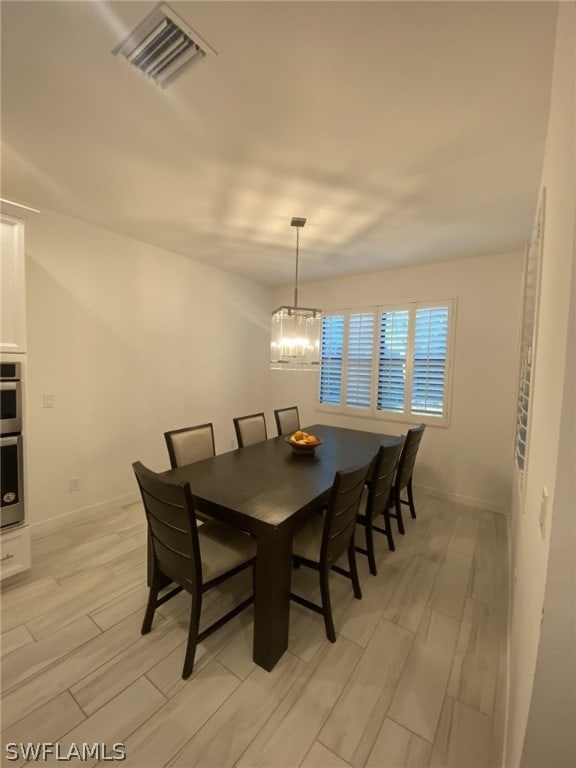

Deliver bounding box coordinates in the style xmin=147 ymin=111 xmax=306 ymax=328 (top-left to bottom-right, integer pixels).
xmin=270 ymin=217 xmax=322 ymax=371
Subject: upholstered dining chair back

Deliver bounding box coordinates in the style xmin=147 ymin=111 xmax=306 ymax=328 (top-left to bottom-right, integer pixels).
xmin=366 ymin=439 xmax=405 ymax=523
xmin=233 ymin=412 xmax=267 ymax=448
xmin=164 ymin=423 xmax=215 ymax=469
xmin=274 ymin=406 xmax=300 ymax=436
xmin=355 ymin=438 xmax=404 ymax=573
xmin=134 ymin=460 xmax=201 ymax=590
xmin=322 ymin=462 xmax=371 ymax=568
xmin=388 ymin=423 xmax=426 ymax=534
xmin=396 ymin=423 xmax=426 ymax=492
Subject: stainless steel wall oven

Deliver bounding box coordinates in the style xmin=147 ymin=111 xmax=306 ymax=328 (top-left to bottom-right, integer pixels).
xmin=1 ymin=362 xmax=24 ymax=528
xmin=1 ymin=362 xmax=22 ymax=434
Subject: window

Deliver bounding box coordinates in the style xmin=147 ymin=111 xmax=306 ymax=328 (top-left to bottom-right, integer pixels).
xmin=318 ymin=300 xmax=454 ymax=425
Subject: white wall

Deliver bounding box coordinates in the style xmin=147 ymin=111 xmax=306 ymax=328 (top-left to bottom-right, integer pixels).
xmin=24 ymin=210 xmax=523 ymax=530
xmin=271 ymin=250 xmax=523 ymax=512
xmin=24 ymin=209 xmax=271 ymax=527
xmin=506 ymin=3 xmax=576 ymax=766
xmin=521 ymin=222 xmax=575 ymax=768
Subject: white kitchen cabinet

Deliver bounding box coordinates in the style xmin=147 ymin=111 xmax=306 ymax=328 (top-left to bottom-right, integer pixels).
xmin=0 ymin=213 xmax=26 ymax=353
xmin=0 ymin=199 xmax=38 ymax=354
xmin=0 ymin=525 xmax=31 ymax=580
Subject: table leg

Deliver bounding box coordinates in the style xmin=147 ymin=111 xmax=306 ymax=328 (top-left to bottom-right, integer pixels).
xmin=253 ymin=528 xmax=292 ymax=671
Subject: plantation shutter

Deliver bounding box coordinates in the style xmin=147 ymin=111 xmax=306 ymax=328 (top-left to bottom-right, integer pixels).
xmin=346 ymin=312 xmax=375 ymax=409
xmin=515 ymin=247 xmax=536 ymax=473
xmin=319 ymin=314 xmax=344 ymax=405
xmin=377 ymin=310 xmax=409 ymax=413
xmin=319 ymin=301 xmax=454 ymax=425
xmin=411 ymin=305 xmax=450 ymax=416
xmin=515 ymin=194 xmax=544 ymax=485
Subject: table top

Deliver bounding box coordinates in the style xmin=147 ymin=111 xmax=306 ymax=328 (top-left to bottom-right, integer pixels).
xmin=163 ymin=424 xmax=397 ymax=535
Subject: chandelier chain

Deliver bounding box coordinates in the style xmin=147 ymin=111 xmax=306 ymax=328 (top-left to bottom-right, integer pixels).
xmin=294 ymin=227 xmax=300 ymax=307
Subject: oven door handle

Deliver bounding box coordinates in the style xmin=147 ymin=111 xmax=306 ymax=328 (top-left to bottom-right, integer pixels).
xmin=0 ymin=435 xmax=20 ymax=447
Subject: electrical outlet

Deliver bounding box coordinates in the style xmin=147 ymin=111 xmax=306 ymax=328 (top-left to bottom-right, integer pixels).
xmin=69 ymin=477 xmax=81 ymax=492
xmin=42 ymin=393 xmax=55 ymax=408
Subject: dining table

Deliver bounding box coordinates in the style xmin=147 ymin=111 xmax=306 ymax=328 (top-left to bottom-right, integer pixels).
xmin=162 ymin=423 xmax=398 ymax=671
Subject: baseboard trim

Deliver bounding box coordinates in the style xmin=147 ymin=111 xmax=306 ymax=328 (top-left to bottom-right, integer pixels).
xmin=30 ymin=492 xmax=140 ymax=537
xmin=501 ymin=510 xmax=512 ymax=768
xmin=413 ymin=484 xmax=505 ymax=514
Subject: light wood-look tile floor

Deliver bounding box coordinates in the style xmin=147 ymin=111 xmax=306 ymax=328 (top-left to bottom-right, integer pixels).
xmin=1 ymin=492 xmax=508 ymax=767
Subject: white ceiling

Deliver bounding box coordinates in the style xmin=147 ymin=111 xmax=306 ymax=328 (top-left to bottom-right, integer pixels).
xmin=1 ymin=1 xmax=557 ymax=287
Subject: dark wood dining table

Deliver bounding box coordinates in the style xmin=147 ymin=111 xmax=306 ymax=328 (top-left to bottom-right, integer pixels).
xmin=162 ymin=423 xmax=397 ymax=671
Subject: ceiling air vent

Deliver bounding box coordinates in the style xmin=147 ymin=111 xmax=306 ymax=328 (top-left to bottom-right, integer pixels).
xmin=113 ymin=2 xmax=216 ymax=88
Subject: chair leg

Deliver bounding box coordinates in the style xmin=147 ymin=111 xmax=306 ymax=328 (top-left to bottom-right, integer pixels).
xmin=394 ymin=488 xmax=405 ymax=535
xmin=319 ymin=567 xmax=336 ymax=643
xmin=364 ymin=519 xmax=377 ymax=576
xmin=407 ymin=478 xmax=417 ymax=519
xmin=182 ymin=593 xmax=202 ymax=680
xmin=382 ymin=509 xmax=396 ymax=552
xmin=348 ymin=545 xmax=362 ymax=600
xmin=141 ymin=582 xmax=159 ymax=635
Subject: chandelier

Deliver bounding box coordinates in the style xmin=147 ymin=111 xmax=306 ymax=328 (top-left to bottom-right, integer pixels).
xmin=270 ymin=217 xmax=322 ymax=371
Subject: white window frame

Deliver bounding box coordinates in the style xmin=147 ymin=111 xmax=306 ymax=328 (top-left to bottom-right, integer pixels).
xmin=317 ymin=299 xmax=455 ymax=427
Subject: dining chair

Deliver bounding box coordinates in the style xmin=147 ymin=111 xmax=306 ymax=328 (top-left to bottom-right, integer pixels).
xmin=290 ymin=461 xmax=371 ymax=642
xmin=274 ymin=406 xmax=300 ymax=436
xmin=389 ymin=423 xmax=426 ymax=535
xmin=164 ymin=423 xmax=215 ymax=522
xmin=355 ymin=438 xmax=404 ymax=575
xmin=133 ymin=461 xmax=256 ymax=680
xmin=233 ymin=412 xmax=267 ymax=448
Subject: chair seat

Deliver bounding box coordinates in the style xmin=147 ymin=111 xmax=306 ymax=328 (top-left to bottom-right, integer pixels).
xmin=292 ymin=513 xmax=325 ymax=563
xmin=199 ymin=521 xmax=256 ymax=582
